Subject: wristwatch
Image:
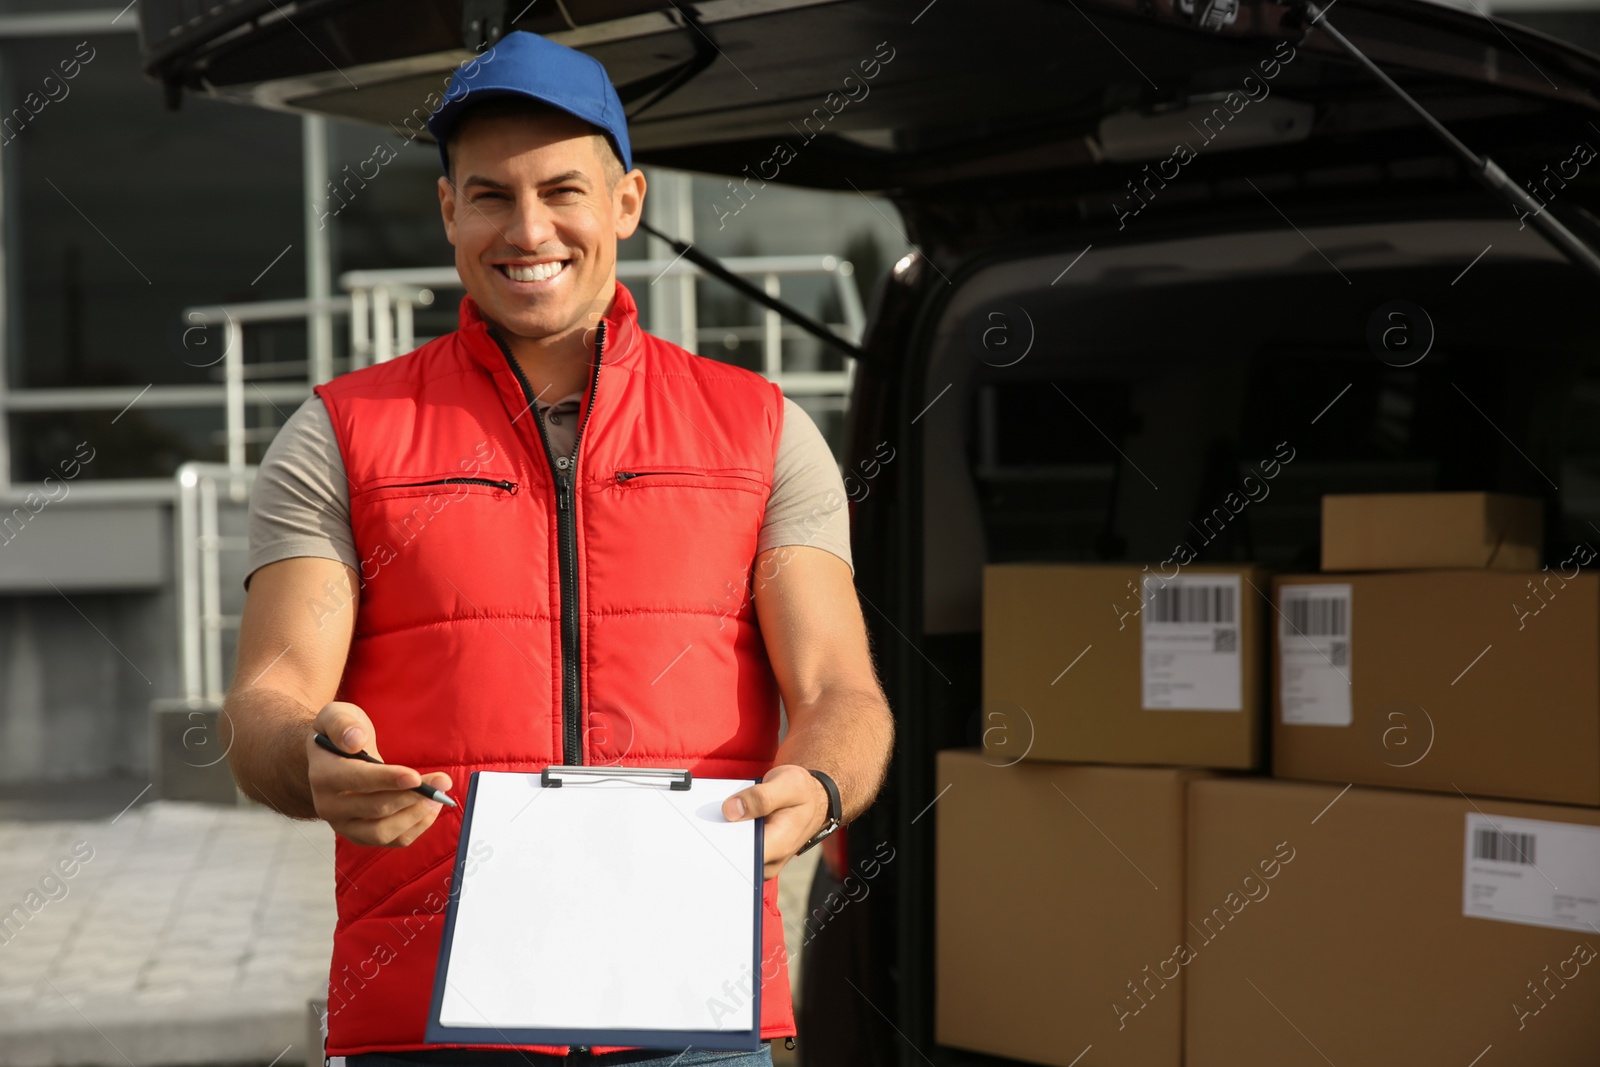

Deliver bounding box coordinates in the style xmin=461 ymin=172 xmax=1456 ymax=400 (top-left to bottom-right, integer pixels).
xmin=796 ymin=769 xmax=843 ymax=856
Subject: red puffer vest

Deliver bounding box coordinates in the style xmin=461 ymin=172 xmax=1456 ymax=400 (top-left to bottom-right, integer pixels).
xmin=311 ymin=282 xmax=793 ymax=1057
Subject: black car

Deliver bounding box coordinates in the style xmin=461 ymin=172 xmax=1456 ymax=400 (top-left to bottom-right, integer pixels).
xmin=142 ymin=2 xmax=1600 ymax=1063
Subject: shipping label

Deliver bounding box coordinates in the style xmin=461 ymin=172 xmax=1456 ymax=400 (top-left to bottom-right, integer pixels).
xmin=1141 ymin=574 xmax=1242 ymax=711
xmin=1464 ymin=814 xmax=1600 ymax=932
xmin=1277 ymin=583 xmax=1352 ymax=726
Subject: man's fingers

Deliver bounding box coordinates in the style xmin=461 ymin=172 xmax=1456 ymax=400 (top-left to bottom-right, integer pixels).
xmin=306 ymin=701 xmax=451 ymax=848
xmin=322 ymin=774 xmax=453 ymax=829
xmin=312 ymin=751 xmax=421 ymax=793
xmin=315 ymin=769 xmax=454 ymax=822
xmin=726 ymin=778 xmax=800 ymax=821
xmin=724 ymin=764 xmax=826 ymax=823
xmin=725 ymin=765 xmax=833 ymax=879
xmin=338 ymin=795 xmax=445 ymax=847
xmin=312 ymin=701 xmax=379 ymax=760
xmin=724 ymin=784 xmax=766 ymax=821
xmin=324 ymin=786 xmax=429 ymax=822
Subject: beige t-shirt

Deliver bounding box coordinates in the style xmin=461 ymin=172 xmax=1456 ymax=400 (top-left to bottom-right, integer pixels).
xmin=244 ymin=391 xmax=852 ymax=589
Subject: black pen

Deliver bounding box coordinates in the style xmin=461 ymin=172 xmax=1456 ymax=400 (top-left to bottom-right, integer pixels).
xmin=313 ymin=732 xmax=459 ymax=808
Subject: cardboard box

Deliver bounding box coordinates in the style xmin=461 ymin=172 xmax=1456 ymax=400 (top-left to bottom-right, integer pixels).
xmin=1271 ymin=571 xmax=1600 ymax=805
xmin=936 ymin=750 xmax=1208 ymax=1067
xmin=1321 ymin=492 xmax=1542 ymax=571
xmin=984 ymin=564 xmax=1265 ymax=769
xmin=1186 ymin=778 xmax=1600 ymax=1066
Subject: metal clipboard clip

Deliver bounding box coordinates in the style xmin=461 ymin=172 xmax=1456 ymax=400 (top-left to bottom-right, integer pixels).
xmin=539 ymin=766 xmax=694 ymax=791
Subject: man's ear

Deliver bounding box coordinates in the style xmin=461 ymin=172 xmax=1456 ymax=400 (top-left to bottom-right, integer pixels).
xmin=613 ymin=168 xmax=648 ymax=240
xmin=438 ymin=175 xmax=459 ymax=246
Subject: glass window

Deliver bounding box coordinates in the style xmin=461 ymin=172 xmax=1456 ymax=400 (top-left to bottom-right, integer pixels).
xmin=1 ymin=24 xmax=912 ymax=480
xmin=3 ymin=30 xmax=304 ymax=480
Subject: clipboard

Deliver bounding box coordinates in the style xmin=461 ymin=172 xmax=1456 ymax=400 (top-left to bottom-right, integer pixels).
xmin=425 ymin=766 xmax=765 ymax=1051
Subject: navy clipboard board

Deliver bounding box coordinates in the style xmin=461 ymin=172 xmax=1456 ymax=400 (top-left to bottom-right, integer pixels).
xmin=424 ymin=767 xmax=765 ymax=1051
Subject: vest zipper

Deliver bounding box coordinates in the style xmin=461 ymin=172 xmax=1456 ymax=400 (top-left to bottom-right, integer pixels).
xmin=382 ymin=477 xmax=518 ymax=492
xmin=498 ymin=322 xmax=608 ymax=769
xmin=614 ymin=469 xmax=762 ymax=483
xmin=560 ymin=322 xmax=607 ymax=766
xmin=615 ymin=469 xmax=708 ymax=482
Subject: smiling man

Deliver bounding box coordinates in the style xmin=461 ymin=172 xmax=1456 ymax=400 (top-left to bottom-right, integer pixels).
xmin=225 ymin=30 xmax=894 ymax=1067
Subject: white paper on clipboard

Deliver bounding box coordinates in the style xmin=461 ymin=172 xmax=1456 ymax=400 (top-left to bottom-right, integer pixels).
xmin=435 ymin=771 xmax=759 ymax=1033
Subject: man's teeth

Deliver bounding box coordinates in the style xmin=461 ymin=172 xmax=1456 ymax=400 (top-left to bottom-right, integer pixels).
xmin=504 ymin=262 xmax=565 ymax=282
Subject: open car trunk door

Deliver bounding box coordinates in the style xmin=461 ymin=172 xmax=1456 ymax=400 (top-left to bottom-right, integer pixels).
xmin=140 ymin=1 xmax=1600 ymax=190
xmin=140 ymin=0 xmax=1600 ymax=262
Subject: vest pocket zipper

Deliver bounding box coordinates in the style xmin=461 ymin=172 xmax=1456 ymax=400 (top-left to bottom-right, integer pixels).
xmin=614 ymin=468 xmax=764 ymax=485
xmin=382 ymin=477 xmax=518 ymax=493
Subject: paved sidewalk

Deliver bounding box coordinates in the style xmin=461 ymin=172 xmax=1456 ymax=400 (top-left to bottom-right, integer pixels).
xmin=0 ymin=798 xmax=820 ymax=1067
xmin=0 ymin=800 xmax=337 ymax=1067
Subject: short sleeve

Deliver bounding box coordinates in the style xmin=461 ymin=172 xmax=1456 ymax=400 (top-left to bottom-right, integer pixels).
xmin=757 ymin=398 xmax=853 ymax=572
xmin=245 ymin=396 xmax=359 ymax=590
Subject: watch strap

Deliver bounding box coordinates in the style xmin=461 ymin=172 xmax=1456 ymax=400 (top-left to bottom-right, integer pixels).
xmin=796 ymin=769 xmax=843 ymax=855
xmin=810 ymin=769 xmax=842 ymax=823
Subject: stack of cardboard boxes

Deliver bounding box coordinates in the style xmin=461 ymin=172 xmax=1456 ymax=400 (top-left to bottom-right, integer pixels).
xmin=939 ymin=562 xmax=1263 ymax=1067
xmin=937 ymin=494 xmax=1600 ymax=1066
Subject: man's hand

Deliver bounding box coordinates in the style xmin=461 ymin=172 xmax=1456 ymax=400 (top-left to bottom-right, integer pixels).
xmin=723 ymin=764 xmax=829 ymax=880
xmin=740 ymin=545 xmax=895 ymax=881
xmin=308 ymin=701 xmax=452 ymax=848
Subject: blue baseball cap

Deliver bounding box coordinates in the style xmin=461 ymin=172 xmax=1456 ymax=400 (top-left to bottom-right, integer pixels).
xmin=426 ymin=30 xmax=632 ymax=175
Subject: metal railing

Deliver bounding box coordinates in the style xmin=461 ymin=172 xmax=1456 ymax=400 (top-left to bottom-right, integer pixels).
xmin=340 ymin=254 xmax=865 ymax=377
xmin=172 ymin=254 xmax=863 ymax=479
xmin=175 ymin=462 xmax=254 ymax=705
xmin=156 ymin=254 xmax=864 ymax=710
xmin=0 ymin=252 xmax=875 ymax=708
xmin=0 ymin=255 xmax=863 ymax=492
xmin=175 ymin=296 xmax=353 ymax=473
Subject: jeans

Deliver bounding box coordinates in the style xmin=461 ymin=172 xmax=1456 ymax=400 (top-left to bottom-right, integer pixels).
xmin=344 ymin=1043 xmax=773 ymax=1066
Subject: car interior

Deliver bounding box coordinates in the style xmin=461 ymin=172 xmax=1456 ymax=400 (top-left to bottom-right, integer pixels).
xmin=805 ymin=200 xmax=1600 ymax=1064
xmin=921 ymin=215 xmax=1598 ymax=642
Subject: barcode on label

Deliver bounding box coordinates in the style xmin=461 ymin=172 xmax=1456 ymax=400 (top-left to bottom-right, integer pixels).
xmin=1283 ymin=595 xmax=1348 ymax=636
xmin=1474 ymin=828 xmax=1537 ymax=865
xmin=1148 ymin=584 xmax=1237 ymax=624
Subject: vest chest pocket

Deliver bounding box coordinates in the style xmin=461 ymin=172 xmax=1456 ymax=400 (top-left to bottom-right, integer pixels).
xmin=348 ymin=472 xmax=530 ymax=595
xmin=350 ymin=475 xmax=521 ymax=553
xmin=587 ymin=465 xmax=769 ymax=612
xmin=355 ymin=474 xmax=520 ymax=502
xmin=611 ymin=466 xmax=766 ymax=494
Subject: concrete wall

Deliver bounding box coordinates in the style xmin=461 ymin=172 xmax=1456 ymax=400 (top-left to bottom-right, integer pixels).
xmin=0 ymin=494 xmax=206 ymax=783
xmin=0 ymin=582 xmax=179 ymax=781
